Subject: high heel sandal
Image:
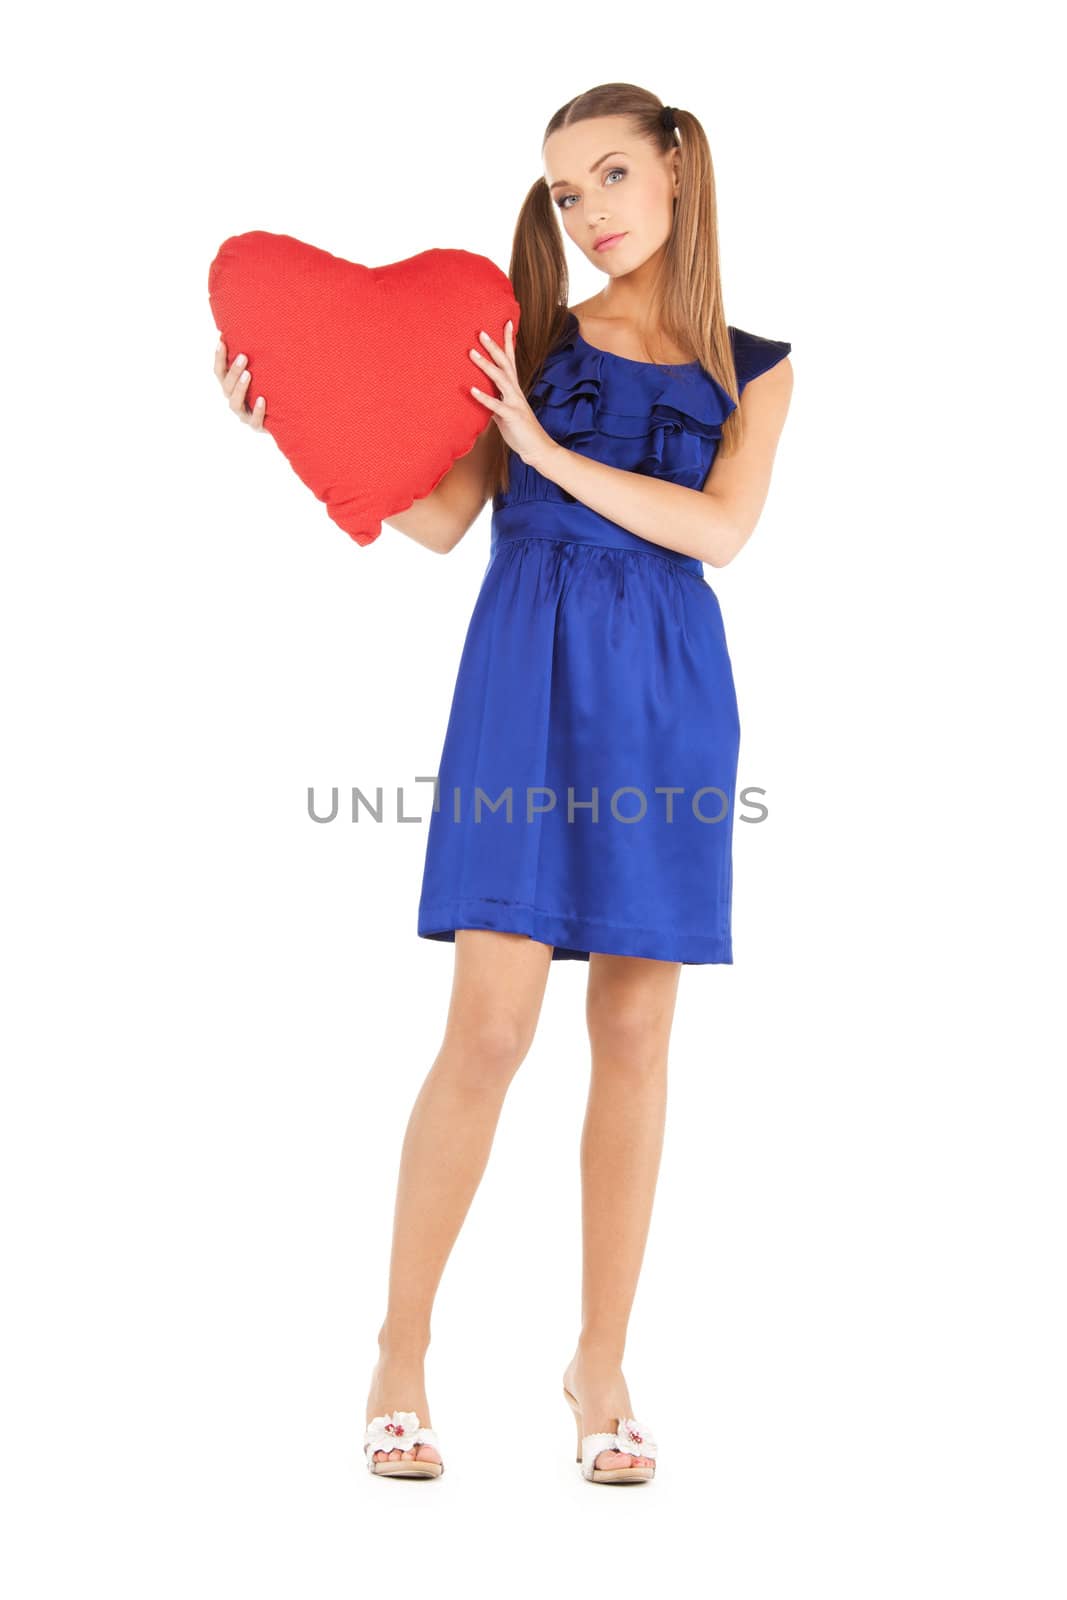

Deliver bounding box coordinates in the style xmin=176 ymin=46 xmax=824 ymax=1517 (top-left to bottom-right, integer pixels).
xmin=364 ymin=1410 xmax=444 ymax=1478
xmin=563 ymin=1386 xmax=657 ymax=1483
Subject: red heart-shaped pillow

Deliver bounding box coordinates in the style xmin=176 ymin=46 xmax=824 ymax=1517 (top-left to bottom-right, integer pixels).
xmin=208 ymin=231 xmax=520 ymax=548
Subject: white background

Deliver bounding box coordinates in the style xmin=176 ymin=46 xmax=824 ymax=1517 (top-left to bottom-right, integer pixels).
xmin=3 ymin=1 xmax=1063 ymax=1594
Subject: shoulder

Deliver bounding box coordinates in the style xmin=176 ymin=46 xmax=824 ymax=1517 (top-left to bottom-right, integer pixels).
xmin=728 ymin=326 xmax=793 ymax=392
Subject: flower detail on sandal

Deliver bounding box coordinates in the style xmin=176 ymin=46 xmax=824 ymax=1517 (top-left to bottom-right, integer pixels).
xmin=617 ymin=1418 xmax=657 ymax=1458
xmin=364 ymin=1410 xmax=441 ymax=1469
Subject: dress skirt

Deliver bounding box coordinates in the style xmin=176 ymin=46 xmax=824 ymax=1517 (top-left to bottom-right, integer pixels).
xmin=416 ymin=500 xmax=741 ymax=964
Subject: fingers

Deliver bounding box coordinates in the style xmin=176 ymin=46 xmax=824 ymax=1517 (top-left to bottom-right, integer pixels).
xmin=476 ymin=325 xmax=511 ymax=369
xmin=214 ymin=336 xmax=247 ymax=400
xmin=469 ymin=381 xmax=501 ymax=411
xmin=470 ymin=321 xmax=517 ymax=416
xmin=215 ymin=334 xmax=266 ymax=427
xmin=474 ymin=322 xmax=517 ymax=399
xmin=471 ymin=333 xmax=512 ymax=400
xmin=469 ymin=344 xmax=497 ymax=388
xmin=228 ymin=356 xmax=253 ymax=413
xmin=479 ymin=324 xmax=511 ymax=366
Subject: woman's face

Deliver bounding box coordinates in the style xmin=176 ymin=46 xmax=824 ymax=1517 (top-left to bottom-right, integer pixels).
xmin=543 ymin=115 xmax=679 ymax=277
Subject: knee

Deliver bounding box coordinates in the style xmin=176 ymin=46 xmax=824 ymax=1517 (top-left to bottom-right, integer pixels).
xmin=437 ymin=1012 xmax=531 ymax=1092
xmin=587 ymin=1002 xmax=668 ymax=1073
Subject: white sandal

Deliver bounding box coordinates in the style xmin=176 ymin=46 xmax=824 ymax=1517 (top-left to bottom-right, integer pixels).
xmin=364 ymin=1409 xmax=444 ymax=1478
xmin=563 ymin=1386 xmax=657 ymax=1483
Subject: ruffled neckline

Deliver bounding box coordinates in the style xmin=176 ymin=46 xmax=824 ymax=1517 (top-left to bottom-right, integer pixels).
xmin=531 ymin=312 xmax=738 ymax=435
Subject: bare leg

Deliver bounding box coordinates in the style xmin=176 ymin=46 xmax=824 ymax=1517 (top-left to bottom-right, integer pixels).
xmin=367 ymin=930 xmax=554 ymax=1464
xmin=562 ymin=953 xmax=681 ymax=1471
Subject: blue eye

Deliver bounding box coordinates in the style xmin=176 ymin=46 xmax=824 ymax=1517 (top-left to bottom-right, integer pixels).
xmin=557 ymin=167 xmax=626 ymax=211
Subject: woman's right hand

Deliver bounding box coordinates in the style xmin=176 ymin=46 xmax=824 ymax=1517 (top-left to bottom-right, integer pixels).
xmin=214 ymin=335 xmax=267 ymax=429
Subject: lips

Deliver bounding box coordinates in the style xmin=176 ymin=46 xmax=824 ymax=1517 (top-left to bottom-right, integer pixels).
xmin=594 ymin=232 xmax=626 ymax=251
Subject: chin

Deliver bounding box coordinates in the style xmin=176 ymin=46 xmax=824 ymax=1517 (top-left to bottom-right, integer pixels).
xmin=595 ymin=252 xmax=634 ymax=273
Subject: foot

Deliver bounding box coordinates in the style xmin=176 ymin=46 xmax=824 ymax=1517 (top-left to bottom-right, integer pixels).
xmin=366 ymin=1353 xmax=442 ymax=1467
xmin=562 ymin=1351 xmax=656 ymax=1471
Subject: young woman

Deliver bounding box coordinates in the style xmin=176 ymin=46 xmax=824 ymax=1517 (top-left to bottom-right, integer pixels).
xmin=215 ymin=83 xmax=793 ymax=1486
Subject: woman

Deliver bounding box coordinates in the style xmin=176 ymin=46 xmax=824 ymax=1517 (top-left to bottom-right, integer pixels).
xmin=215 ymin=83 xmax=793 ymax=1485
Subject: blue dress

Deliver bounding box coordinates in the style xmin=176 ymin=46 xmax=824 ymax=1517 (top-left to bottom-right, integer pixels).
xmin=417 ymin=310 xmax=791 ymax=964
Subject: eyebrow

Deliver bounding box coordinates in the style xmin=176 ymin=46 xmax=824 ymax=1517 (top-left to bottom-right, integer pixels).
xmin=548 ymin=151 xmax=628 ymax=193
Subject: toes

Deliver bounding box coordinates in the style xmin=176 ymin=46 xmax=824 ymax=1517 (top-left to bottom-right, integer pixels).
xmin=594 ymin=1449 xmax=655 ymax=1469
xmin=372 ymin=1444 xmax=441 ymax=1464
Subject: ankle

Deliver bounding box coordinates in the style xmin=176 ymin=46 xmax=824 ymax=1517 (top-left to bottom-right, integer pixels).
xmin=575 ymin=1336 xmax=626 ymax=1368
xmin=377 ymin=1325 xmax=431 ymax=1362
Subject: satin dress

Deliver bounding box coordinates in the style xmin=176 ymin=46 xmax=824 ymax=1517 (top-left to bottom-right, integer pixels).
xmin=417 ymin=310 xmax=791 ymax=963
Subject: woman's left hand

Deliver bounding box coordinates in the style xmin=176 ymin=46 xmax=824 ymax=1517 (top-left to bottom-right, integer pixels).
xmin=469 ymin=321 xmax=557 ymax=472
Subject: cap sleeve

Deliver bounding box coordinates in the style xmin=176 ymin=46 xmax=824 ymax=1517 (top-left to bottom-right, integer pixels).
xmin=729 ymin=326 xmax=792 ymax=391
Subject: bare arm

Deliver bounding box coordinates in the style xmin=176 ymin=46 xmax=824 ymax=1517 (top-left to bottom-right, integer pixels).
xmin=382 ymin=425 xmax=496 ymax=554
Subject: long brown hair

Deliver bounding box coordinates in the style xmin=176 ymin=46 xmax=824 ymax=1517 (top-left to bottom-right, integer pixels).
xmin=487 ymin=82 xmax=744 ymax=502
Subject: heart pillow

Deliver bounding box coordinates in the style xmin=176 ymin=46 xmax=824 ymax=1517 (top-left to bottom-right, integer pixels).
xmin=207 ymin=231 xmax=520 ymax=548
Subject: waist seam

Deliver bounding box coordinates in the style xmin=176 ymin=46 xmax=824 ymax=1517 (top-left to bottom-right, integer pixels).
xmin=491 ymin=527 xmax=704 ymax=577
